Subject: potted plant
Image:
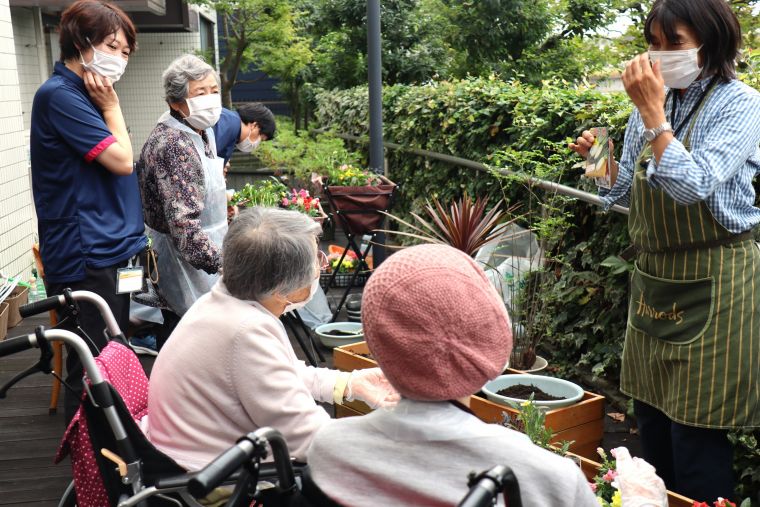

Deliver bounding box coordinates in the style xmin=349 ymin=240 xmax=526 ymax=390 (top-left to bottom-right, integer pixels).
xmin=321 ymin=164 xmax=397 ymax=238
xmin=280 ymin=188 xmax=328 ymax=226
xmin=228 ymin=177 xmax=288 ymax=221
xmin=482 ymin=373 xmax=585 ymax=409
xmin=510 ymin=400 xmax=698 ymax=507
xmin=380 ymin=194 xmax=515 ymax=257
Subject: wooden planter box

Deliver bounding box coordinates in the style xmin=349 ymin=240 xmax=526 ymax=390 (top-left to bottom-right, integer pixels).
xmin=567 ymin=452 xmax=695 ymax=507
xmin=334 ymin=341 xmax=605 ymax=460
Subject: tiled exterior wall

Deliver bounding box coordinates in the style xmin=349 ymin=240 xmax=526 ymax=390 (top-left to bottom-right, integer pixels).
xmin=12 ymin=7 xmax=45 ymax=139
xmin=0 ymin=2 xmax=36 ymax=280
xmin=118 ymin=31 xmax=205 ymax=156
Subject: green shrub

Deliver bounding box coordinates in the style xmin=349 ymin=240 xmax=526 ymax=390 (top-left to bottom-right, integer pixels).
xmin=315 ymin=77 xmax=634 ymax=379
xmin=315 ymin=74 xmax=760 ymax=382
xmin=255 ymin=117 xmax=363 ymax=191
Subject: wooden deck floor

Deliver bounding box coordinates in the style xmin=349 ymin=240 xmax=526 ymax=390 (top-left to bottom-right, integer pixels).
xmin=0 ymin=314 xmax=71 ymax=507
xmin=0 ymin=311 xmax=331 ymax=507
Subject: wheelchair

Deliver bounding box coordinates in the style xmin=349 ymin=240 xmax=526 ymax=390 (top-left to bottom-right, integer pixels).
xmin=0 ymin=290 xmax=522 ymax=507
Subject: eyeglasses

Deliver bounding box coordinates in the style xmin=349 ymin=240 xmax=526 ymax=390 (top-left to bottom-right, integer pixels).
xmin=317 ymin=250 xmax=329 ymax=271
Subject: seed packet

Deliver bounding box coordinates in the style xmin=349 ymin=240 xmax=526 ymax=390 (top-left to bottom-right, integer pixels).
xmin=585 ymin=127 xmax=611 ymax=189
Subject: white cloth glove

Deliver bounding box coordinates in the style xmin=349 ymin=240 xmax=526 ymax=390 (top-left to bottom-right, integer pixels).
xmin=613 ymin=446 xmax=668 ymax=507
xmin=345 ymin=368 xmax=400 ymax=409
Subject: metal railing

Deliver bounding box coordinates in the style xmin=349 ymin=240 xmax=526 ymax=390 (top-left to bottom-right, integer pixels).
xmin=311 ymin=128 xmax=631 ymax=216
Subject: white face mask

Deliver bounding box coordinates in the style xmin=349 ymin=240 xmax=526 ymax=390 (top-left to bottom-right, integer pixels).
xmin=236 ymin=133 xmax=261 ymax=153
xmin=81 ymin=46 xmax=127 ymax=83
xmin=184 ymin=93 xmax=222 ymax=130
xmin=649 ymin=46 xmax=703 ymax=90
xmin=283 ymin=277 xmax=320 ymax=314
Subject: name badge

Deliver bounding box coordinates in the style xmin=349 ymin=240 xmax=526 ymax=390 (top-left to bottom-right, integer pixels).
xmin=116 ymin=267 xmax=145 ymax=294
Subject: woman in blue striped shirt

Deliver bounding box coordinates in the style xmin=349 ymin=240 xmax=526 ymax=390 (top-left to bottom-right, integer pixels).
xmin=570 ymin=0 xmax=760 ymax=502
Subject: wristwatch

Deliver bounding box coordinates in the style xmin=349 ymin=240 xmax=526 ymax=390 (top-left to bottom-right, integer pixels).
xmin=643 ymin=121 xmax=673 ymax=142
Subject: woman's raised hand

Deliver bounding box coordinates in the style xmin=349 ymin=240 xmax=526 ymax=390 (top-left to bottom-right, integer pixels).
xmin=622 ymin=54 xmax=666 ymax=122
xmin=83 ymin=71 xmax=120 ymax=113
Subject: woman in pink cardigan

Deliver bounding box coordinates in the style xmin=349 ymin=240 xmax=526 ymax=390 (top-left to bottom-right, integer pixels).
xmin=146 ymin=207 xmax=397 ymax=470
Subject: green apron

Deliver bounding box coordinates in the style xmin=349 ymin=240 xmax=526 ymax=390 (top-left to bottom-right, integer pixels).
xmin=620 ymin=89 xmax=760 ymax=430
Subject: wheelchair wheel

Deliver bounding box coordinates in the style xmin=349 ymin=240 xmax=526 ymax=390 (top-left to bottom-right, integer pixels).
xmin=57 ymin=480 xmax=77 ymax=507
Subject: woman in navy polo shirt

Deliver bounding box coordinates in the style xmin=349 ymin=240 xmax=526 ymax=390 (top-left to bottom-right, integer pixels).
xmin=30 ymin=0 xmax=145 ymax=422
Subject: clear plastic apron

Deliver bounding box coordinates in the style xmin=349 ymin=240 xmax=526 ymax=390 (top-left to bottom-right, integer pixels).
xmin=147 ymin=112 xmax=228 ymax=316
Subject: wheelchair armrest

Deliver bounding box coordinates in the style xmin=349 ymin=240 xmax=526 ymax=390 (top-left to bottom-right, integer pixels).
xmin=154 ymin=461 xmax=306 ymax=492
xmin=152 ymin=473 xmax=194 ymax=490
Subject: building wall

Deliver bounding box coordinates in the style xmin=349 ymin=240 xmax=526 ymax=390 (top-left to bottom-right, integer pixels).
xmin=118 ymin=31 xmax=205 ymax=156
xmin=12 ymin=6 xmax=45 ymax=140
xmin=0 ymin=2 xmax=37 ymax=281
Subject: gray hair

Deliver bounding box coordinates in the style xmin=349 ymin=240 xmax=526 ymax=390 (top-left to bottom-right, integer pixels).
xmin=223 ymin=207 xmax=321 ymax=301
xmin=162 ymin=54 xmax=219 ymax=104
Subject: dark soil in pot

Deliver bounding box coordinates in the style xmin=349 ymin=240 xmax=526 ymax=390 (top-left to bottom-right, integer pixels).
xmin=322 ymin=330 xmax=362 ymax=337
xmin=496 ymin=384 xmax=564 ymax=401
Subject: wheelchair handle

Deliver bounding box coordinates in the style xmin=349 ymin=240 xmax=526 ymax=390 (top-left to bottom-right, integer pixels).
xmin=19 ymin=290 xmax=124 ymax=339
xmin=19 ymin=294 xmax=65 ymax=318
xmin=188 ymin=427 xmax=296 ymax=499
xmin=188 ymin=439 xmax=256 ymax=498
xmin=458 ymin=465 xmax=522 ymax=507
xmin=0 ymin=333 xmax=37 ymax=358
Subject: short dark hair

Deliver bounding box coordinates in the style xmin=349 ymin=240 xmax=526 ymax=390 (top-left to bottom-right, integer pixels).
xmin=59 ymin=1 xmax=137 ymax=62
xmin=644 ymin=0 xmax=741 ymax=82
xmin=236 ymin=103 xmax=276 ymax=140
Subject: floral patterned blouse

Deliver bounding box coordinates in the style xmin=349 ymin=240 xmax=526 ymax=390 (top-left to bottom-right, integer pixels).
xmin=137 ymin=114 xmax=221 ymax=274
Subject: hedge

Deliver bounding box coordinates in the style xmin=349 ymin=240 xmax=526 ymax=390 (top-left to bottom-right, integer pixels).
xmin=315 ymin=77 xmax=636 ymax=380
xmin=314 ymin=73 xmax=760 ymax=385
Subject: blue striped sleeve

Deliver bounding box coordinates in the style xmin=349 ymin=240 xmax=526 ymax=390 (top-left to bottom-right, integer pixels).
xmin=601 ymin=109 xmax=643 ymax=210
xmin=648 ymin=85 xmax=760 ymax=205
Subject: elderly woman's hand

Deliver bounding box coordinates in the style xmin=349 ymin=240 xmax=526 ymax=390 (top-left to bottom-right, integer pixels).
xmin=345 ymin=368 xmax=400 ymax=409
xmin=613 ymin=447 xmax=668 ymax=507
xmin=622 ymin=54 xmax=667 ymax=126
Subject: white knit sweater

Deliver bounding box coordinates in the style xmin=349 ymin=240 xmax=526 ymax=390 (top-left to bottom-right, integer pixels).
xmin=146 ymin=280 xmax=338 ymax=470
xmin=308 ymin=399 xmax=599 ymax=506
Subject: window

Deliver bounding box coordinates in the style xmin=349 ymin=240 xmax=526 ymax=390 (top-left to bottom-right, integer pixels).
xmin=199 ymin=14 xmax=216 ymax=67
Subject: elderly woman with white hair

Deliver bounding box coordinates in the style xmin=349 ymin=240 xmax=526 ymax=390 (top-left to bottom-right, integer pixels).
xmin=146 ymin=207 xmax=397 ymax=470
xmin=136 ymin=54 xmax=226 ymax=339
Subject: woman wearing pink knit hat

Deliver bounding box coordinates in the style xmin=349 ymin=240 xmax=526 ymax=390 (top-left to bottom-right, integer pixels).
xmin=307 ymin=244 xmax=599 ymax=506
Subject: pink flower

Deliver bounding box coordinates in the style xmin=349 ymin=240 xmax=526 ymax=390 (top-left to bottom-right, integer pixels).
xmin=602 ymin=469 xmax=617 ymax=482
xmin=588 ymin=482 xmax=597 ymax=493
xmin=281 ymin=198 xmax=289 ymax=206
